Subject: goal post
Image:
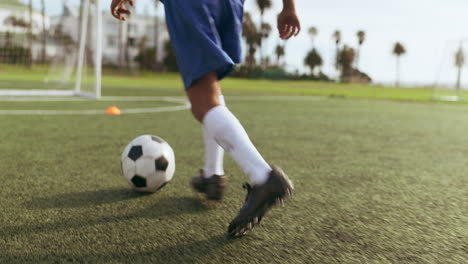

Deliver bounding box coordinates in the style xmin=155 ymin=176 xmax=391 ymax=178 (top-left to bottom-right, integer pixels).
xmin=94 ymin=0 xmax=103 ymax=99
xmin=74 ymin=0 xmax=102 ymax=99
xmin=432 ymin=39 xmax=468 ymax=102
xmin=0 ymin=0 xmax=103 ymax=99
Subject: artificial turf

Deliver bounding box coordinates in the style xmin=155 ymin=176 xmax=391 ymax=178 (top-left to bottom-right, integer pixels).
xmin=0 ymin=75 xmax=467 ymax=263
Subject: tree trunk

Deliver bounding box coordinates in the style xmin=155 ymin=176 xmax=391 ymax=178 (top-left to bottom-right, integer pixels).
xmin=153 ymin=1 xmax=159 ymax=72
xmin=118 ymin=21 xmax=124 ymax=71
xmin=78 ymin=0 xmax=84 ymax=42
xmin=5 ymin=32 xmax=12 ymax=48
xmin=125 ymin=23 xmax=130 ymax=71
xmin=355 ymin=45 xmax=361 ymax=71
xmin=123 ymin=5 xmax=132 ymax=71
xmin=27 ymin=0 xmax=33 ymax=68
xmin=335 ymin=45 xmax=340 ymax=80
xmin=396 ymin=56 xmax=400 ymax=87
xmin=41 ymin=0 xmax=46 ymax=63
xmin=456 ymin=66 xmax=462 ymax=94
xmin=283 ymin=41 xmax=287 ymax=67
xmin=259 ymin=11 xmax=264 ymax=68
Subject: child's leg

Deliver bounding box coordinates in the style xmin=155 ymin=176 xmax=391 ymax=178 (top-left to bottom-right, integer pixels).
xmin=187 ymin=72 xmax=271 ymax=185
xmin=202 ymin=95 xmax=226 ymax=178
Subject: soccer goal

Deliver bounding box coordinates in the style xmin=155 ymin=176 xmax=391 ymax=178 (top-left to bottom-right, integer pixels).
xmin=432 ymin=39 xmax=468 ymax=102
xmin=0 ymin=0 xmax=102 ymax=99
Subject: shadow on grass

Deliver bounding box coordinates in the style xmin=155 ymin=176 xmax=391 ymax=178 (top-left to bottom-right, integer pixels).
xmin=4 ymin=195 xmax=209 ymax=238
xmin=23 ymin=188 xmax=151 ymax=209
xmin=0 ymin=234 xmax=236 ymax=263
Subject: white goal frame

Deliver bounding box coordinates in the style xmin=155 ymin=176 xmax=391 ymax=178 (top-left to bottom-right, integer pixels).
xmin=0 ymin=0 xmax=103 ymax=99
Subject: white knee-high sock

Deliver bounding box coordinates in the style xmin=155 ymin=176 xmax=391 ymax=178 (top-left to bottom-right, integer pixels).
xmin=203 ymin=105 xmax=271 ymax=185
xmin=202 ymin=95 xmax=226 ymax=177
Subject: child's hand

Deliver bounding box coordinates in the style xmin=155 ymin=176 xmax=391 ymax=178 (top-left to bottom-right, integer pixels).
xmin=277 ymin=9 xmax=301 ymax=40
xmin=111 ymin=0 xmax=134 ymax=21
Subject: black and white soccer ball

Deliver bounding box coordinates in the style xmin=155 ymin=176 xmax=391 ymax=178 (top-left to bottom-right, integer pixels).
xmin=121 ymin=135 xmax=175 ymax=192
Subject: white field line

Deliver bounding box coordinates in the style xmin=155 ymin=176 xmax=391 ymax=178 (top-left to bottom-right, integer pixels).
xmin=0 ymin=95 xmax=325 ymax=115
xmin=0 ymin=97 xmax=190 ymax=115
xmin=0 ymin=96 xmax=187 ymax=102
xmin=0 ymin=104 xmax=191 ymax=115
xmin=225 ymin=95 xmax=326 ymax=101
xmin=121 ymin=104 xmax=190 ymax=114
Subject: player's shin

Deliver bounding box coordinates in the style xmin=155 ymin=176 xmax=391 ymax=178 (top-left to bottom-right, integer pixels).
xmin=202 ymin=95 xmax=226 ymax=178
xmin=203 ymin=105 xmax=271 ymax=185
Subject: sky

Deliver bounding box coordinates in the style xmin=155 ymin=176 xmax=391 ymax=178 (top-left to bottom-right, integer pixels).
xmin=17 ymin=0 xmax=468 ymax=87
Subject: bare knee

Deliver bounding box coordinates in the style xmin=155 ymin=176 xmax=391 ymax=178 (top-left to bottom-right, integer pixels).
xmin=187 ymin=72 xmax=222 ymax=122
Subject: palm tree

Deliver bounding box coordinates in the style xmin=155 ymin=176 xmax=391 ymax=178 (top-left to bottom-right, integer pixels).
xmin=455 ymin=44 xmax=465 ymax=92
xmin=118 ymin=21 xmax=123 ymax=70
xmin=275 ymin=44 xmax=285 ymax=66
xmin=4 ymin=16 xmax=30 ymax=48
xmin=78 ymin=0 xmax=84 ymax=42
xmin=332 ymin=30 xmax=342 ymax=75
xmin=308 ymin=26 xmax=318 ymax=48
xmin=4 ymin=16 xmax=29 ymax=28
xmin=260 ymin=22 xmax=271 ymax=66
xmin=256 ymin=0 xmax=272 ymax=67
xmin=124 ymin=21 xmax=131 ymax=70
xmin=332 ymin=30 xmax=342 ymax=47
xmin=304 ymin=48 xmax=323 ymax=76
xmin=40 ymin=0 xmax=46 ymax=63
xmin=27 ymin=0 xmax=33 ymax=68
xmin=242 ymin=12 xmax=261 ymax=69
xmin=337 ymin=45 xmax=356 ymax=81
xmin=356 ymin=30 xmax=366 ymax=70
xmin=153 ymin=0 xmax=160 ymax=71
xmin=162 ymin=39 xmax=178 ymax=72
xmin=392 ymin=42 xmax=406 ymax=87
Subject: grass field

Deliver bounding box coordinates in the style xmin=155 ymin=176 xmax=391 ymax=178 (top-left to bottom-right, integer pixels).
xmin=0 ymin=73 xmax=467 ymax=263
xmin=1 ymin=65 xmax=468 ymax=101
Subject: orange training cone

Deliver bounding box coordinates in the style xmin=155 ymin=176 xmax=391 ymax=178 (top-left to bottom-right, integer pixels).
xmin=105 ymin=106 xmax=121 ymax=115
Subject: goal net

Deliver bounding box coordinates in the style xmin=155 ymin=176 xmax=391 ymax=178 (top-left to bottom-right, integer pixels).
xmin=0 ymin=0 xmax=102 ymax=99
xmin=432 ymin=39 xmax=468 ymax=101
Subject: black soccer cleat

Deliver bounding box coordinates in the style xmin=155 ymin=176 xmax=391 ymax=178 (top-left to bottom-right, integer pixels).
xmin=191 ymin=170 xmax=226 ymax=200
xmin=227 ymin=166 xmax=293 ymax=237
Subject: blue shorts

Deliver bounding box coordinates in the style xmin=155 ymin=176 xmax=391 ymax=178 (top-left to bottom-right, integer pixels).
xmin=161 ymin=0 xmax=244 ymax=89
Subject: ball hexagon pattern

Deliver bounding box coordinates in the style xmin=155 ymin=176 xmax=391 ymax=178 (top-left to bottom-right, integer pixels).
xmin=131 ymin=175 xmax=147 ymax=188
xmin=155 ymin=156 xmax=169 ymax=171
xmin=128 ymin=145 xmax=143 ymax=161
xmin=121 ymin=135 xmax=175 ymax=192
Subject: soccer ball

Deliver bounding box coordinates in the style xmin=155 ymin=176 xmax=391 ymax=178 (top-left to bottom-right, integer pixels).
xmin=121 ymin=135 xmax=175 ymax=192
